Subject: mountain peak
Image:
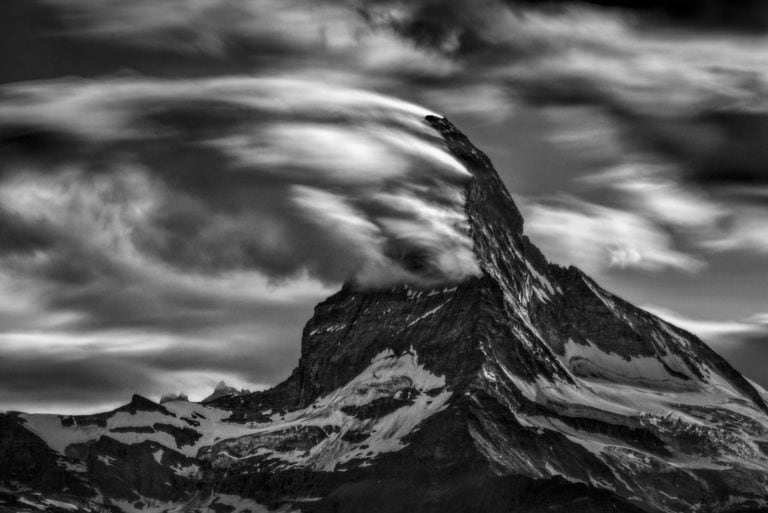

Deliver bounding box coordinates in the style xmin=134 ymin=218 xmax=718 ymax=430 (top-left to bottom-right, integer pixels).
xmin=202 ymin=380 xmax=250 ymax=403
xmin=115 ymin=394 xmax=171 ymax=415
xmin=126 ymin=394 xmax=158 ymax=409
xmin=426 ymin=114 xmax=525 ymax=238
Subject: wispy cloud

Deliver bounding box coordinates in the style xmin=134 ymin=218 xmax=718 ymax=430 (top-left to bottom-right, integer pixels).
xmin=582 ymin=164 xmax=768 ymax=258
xmin=0 ymin=76 xmax=478 ymax=287
xmin=522 ymin=197 xmax=704 ymax=274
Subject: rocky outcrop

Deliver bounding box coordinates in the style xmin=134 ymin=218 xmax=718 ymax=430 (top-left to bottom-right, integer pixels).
xmin=201 ymin=381 xmax=251 ymax=404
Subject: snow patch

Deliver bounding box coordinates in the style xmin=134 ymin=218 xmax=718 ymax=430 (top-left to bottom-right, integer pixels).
xmin=20 ymin=400 xmax=263 ymax=458
xmin=97 ymin=455 xmax=116 ymax=467
xmin=171 ymin=462 xmax=199 ymax=478
xmin=561 ymin=338 xmax=698 ymax=390
xmin=524 ymin=261 xmax=557 ymax=302
xmin=211 ymin=348 xmax=452 ymax=471
xmin=406 ymin=301 xmax=448 ymax=327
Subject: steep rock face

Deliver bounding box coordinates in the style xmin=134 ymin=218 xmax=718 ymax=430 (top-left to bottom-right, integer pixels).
xmin=2 ymin=115 xmax=768 ymax=513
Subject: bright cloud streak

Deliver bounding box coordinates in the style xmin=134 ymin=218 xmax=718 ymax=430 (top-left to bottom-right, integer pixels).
xmin=523 ymin=198 xmax=704 ymax=274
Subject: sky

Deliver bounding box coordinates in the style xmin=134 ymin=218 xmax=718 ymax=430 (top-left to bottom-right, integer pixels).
xmin=1 ymin=0 xmax=767 ymax=413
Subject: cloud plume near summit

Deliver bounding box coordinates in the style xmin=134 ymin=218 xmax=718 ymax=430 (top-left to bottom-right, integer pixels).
xmin=0 ymin=77 xmax=478 ymax=287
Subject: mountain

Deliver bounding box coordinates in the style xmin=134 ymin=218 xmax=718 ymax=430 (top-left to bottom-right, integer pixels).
xmin=201 ymin=382 xmax=250 ymax=404
xmin=2 ymin=116 xmax=768 ymax=513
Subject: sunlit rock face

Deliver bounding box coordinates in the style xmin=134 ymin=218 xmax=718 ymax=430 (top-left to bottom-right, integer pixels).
xmin=3 ymin=116 xmax=768 ymax=513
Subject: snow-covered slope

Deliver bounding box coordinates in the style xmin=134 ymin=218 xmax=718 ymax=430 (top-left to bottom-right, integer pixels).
xmin=19 ymin=397 xmax=251 ymax=458
xmin=207 ymin=348 xmax=452 ymax=471
xmin=2 ymin=116 xmax=767 ymax=513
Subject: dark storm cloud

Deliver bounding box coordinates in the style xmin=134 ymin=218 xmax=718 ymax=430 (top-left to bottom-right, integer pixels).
xmin=0 ymin=209 xmax=54 ymax=255
xmin=514 ymin=0 xmax=768 ymax=32
xmin=378 ymin=0 xmax=768 ymax=56
xmin=681 ymin=111 xmax=768 ymax=188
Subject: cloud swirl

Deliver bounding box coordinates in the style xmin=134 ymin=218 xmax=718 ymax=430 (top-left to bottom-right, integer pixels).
xmin=0 ymin=76 xmax=479 ymax=288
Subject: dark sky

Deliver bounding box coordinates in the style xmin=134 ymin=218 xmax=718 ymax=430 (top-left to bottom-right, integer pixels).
xmin=1 ymin=0 xmax=767 ymax=413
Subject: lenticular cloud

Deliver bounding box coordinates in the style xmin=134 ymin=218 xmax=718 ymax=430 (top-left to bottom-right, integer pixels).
xmin=0 ymin=76 xmax=480 ymax=288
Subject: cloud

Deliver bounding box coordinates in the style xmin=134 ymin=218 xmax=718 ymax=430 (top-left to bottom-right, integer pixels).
xmin=581 ymin=164 xmax=768 ymax=256
xmin=0 ymin=325 xmax=303 ymax=413
xmin=581 ymin=164 xmax=728 ymax=230
xmin=29 ymin=0 xmax=768 ymax=166
xmin=699 ymin=207 xmax=768 ymax=255
xmin=515 ymin=0 xmax=768 ymax=32
xmin=34 ymin=0 xmax=459 ymax=84
xmin=41 ymin=0 xmax=357 ymax=56
xmin=522 ymin=197 xmax=704 ymax=274
xmin=4 ymin=0 xmax=768 ymax=411
xmin=0 ymin=76 xmax=478 ymax=288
